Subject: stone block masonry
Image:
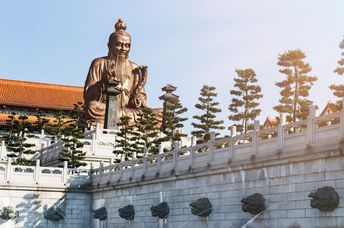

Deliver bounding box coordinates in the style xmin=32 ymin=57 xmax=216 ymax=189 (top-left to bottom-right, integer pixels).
xmin=0 ymin=189 xmax=91 ymax=228
xmin=89 ymin=108 xmax=344 ymax=227
xmin=92 ymin=151 xmax=344 ymax=228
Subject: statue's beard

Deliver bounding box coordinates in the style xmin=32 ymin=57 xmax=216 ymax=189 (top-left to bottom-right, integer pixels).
xmin=114 ymin=57 xmax=131 ymax=82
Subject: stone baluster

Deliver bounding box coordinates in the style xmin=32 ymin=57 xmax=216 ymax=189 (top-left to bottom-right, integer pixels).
xmin=63 ymin=161 xmax=68 ymax=185
xmin=207 ymin=132 xmax=216 ymax=165
xmin=130 ymin=159 xmax=136 ymax=180
xmin=189 ymin=139 xmax=196 ymax=169
xmin=307 ymin=105 xmax=317 ymax=146
xmin=277 ymin=113 xmax=286 ymax=153
xmin=340 ymin=98 xmax=344 ymax=140
xmin=91 ymin=133 xmax=96 ymax=155
xmin=95 ymin=123 xmax=100 ymax=140
xmin=252 ymin=120 xmax=260 ymax=155
xmin=0 ymin=140 xmax=5 ymax=160
xmin=172 ymin=142 xmax=180 ymax=172
xmin=229 ymin=126 xmax=237 ymax=161
xmin=157 ymin=153 xmax=162 ymax=173
xmin=143 ymin=147 xmax=148 ymax=175
xmin=99 ymin=161 xmax=104 ymax=175
xmin=191 ymin=136 xmax=196 ymax=147
xmin=5 ymin=158 xmax=11 ymax=183
xmin=34 ymin=159 xmax=40 ymax=184
xmin=159 ymin=144 xmax=164 ymax=154
xmin=157 ymin=145 xmax=163 ymax=173
xmin=108 ymin=158 xmax=114 ymax=181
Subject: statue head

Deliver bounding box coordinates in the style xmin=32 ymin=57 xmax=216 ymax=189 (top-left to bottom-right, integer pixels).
xmin=108 ymin=19 xmax=131 ymax=60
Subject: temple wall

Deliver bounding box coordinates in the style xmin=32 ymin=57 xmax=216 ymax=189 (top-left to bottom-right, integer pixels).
xmin=92 ymin=148 xmax=344 ymax=228
xmin=0 ymin=188 xmax=91 ymax=228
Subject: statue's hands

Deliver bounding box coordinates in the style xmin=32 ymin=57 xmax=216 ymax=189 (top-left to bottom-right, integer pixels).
xmin=101 ymin=70 xmax=113 ymax=83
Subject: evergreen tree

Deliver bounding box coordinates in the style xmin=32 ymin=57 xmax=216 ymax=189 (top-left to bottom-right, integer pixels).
xmin=48 ymin=111 xmax=68 ymax=139
xmin=229 ymin=68 xmax=263 ymax=134
xmin=160 ymin=97 xmax=188 ymax=147
xmin=2 ymin=113 xmax=36 ymax=165
xmin=132 ymin=107 xmax=161 ymax=156
xmin=34 ymin=112 xmax=50 ymax=132
xmin=71 ymin=102 xmax=87 ymax=130
xmin=60 ymin=121 xmax=86 ymax=168
xmin=113 ymin=116 xmax=137 ymax=162
xmin=191 ymin=85 xmax=224 ymax=143
xmin=330 ymin=37 xmax=344 ymax=106
xmin=59 ymin=103 xmax=87 ymax=168
xmin=274 ymin=49 xmax=317 ymax=122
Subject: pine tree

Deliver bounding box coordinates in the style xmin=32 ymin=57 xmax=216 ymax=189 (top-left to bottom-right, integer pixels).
xmin=329 ymin=37 xmax=344 ymax=106
xmin=191 ymin=85 xmax=224 ymax=143
xmin=132 ymin=107 xmax=161 ymax=156
xmin=48 ymin=111 xmax=68 ymax=139
xmin=59 ymin=103 xmax=87 ymax=168
xmin=34 ymin=112 xmax=50 ymax=132
xmin=71 ymin=102 xmax=87 ymax=130
xmin=160 ymin=97 xmax=188 ymax=147
xmin=60 ymin=121 xmax=86 ymax=168
xmin=113 ymin=116 xmax=137 ymax=162
xmin=229 ymin=68 xmax=263 ymax=134
xmin=2 ymin=113 xmax=36 ymax=165
xmin=274 ymin=50 xmax=317 ymax=122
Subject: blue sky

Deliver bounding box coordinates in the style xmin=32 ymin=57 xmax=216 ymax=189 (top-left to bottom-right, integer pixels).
xmin=1 ymin=1 xmax=344 ymax=135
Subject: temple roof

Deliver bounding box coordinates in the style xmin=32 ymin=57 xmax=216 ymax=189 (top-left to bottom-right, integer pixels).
xmin=0 ymin=78 xmax=83 ymax=110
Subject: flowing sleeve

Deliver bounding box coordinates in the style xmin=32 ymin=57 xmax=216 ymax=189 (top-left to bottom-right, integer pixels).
xmin=83 ymin=58 xmax=107 ymax=103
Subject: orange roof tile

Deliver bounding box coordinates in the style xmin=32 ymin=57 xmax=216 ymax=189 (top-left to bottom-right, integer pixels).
xmin=320 ymin=101 xmax=338 ymax=116
xmin=0 ymin=78 xmax=83 ymax=110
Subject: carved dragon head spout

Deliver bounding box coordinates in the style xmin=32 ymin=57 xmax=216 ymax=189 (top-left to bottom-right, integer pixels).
xmin=308 ymin=186 xmax=339 ymax=212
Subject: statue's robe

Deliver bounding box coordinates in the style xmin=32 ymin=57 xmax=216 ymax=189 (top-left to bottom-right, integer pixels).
xmin=84 ymin=56 xmax=147 ymax=127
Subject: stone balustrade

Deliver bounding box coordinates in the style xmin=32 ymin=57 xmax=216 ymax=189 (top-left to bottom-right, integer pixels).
xmin=91 ymin=105 xmax=344 ymax=187
xmin=0 ymin=159 xmax=90 ymax=188
xmin=38 ymin=128 xmax=118 ymax=166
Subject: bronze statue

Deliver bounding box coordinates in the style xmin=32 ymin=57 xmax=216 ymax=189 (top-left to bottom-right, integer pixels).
xmin=84 ymin=19 xmax=148 ymax=127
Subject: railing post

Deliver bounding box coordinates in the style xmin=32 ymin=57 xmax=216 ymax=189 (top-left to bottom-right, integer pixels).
xmin=34 ymin=159 xmax=40 ymax=184
xmin=5 ymin=158 xmax=11 ymax=183
xmin=91 ymin=133 xmax=96 ymax=155
xmin=307 ymin=105 xmax=317 ymax=146
xmin=142 ymin=153 xmax=148 ymax=175
xmin=99 ymin=161 xmax=104 ymax=176
xmin=63 ymin=161 xmax=68 ymax=185
xmin=157 ymin=153 xmax=162 ymax=173
xmin=191 ymin=136 xmax=196 ymax=146
xmin=207 ymin=132 xmax=216 ymax=165
xmin=189 ymin=145 xmax=195 ymax=169
xmin=172 ymin=142 xmax=180 ymax=172
xmin=158 ymin=144 xmax=164 ymax=154
xmin=0 ymin=140 xmax=5 ymax=160
xmin=130 ymin=159 xmax=136 ymax=180
xmin=229 ymin=126 xmax=237 ymax=160
xmin=252 ymin=120 xmax=259 ymax=155
xmin=340 ymin=98 xmax=344 ymax=140
xmin=278 ymin=113 xmax=286 ymax=152
xmin=95 ymin=123 xmax=100 ymax=140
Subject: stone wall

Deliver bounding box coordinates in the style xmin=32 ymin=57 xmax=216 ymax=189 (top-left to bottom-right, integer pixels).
xmin=0 ymin=160 xmax=92 ymax=228
xmin=92 ymin=147 xmax=344 ymax=228
xmin=0 ymin=188 xmax=91 ymax=228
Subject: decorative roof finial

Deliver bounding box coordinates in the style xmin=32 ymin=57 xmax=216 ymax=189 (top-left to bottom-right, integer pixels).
xmin=114 ymin=18 xmax=127 ymax=32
